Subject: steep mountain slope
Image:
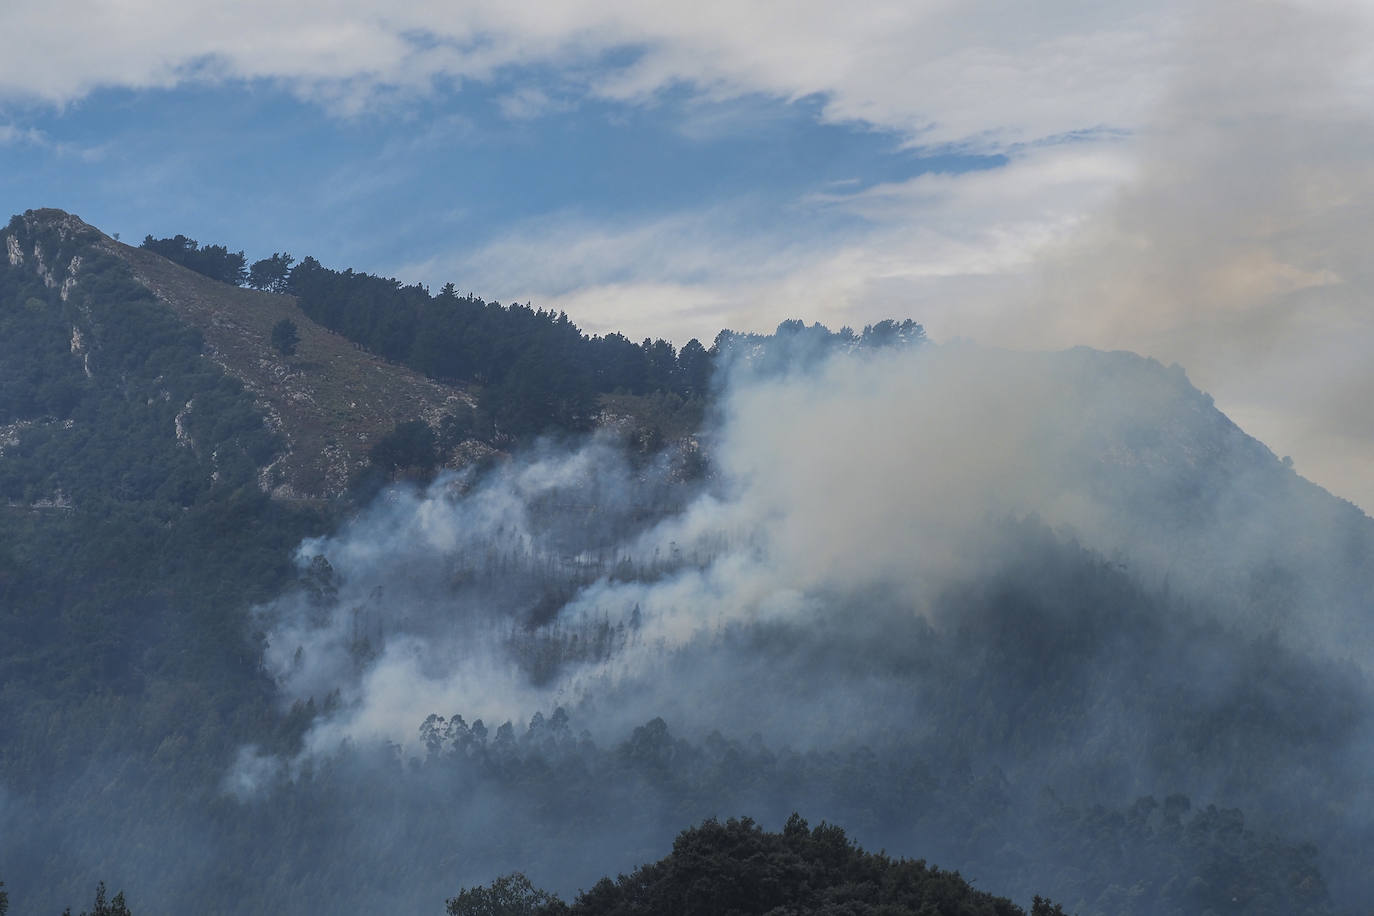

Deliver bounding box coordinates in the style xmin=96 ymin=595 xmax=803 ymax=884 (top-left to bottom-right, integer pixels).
xmin=223 ymin=341 xmax=1373 ymax=915
xmin=936 ymin=346 xmax=1374 ymax=653
xmin=4 ymin=205 xmax=1373 ymax=916
xmin=0 ymin=207 xmax=333 ymax=914
xmin=8 ymin=208 xmax=473 ymax=498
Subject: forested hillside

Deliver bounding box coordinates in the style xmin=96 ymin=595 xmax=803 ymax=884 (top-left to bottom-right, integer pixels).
xmin=140 ymin=230 xmax=922 ymax=443
xmin=115 ymin=230 xmax=471 ymax=498
xmin=2 ymin=208 xmax=1372 ymax=916
xmin=0 ymin=210 xmax=333 ymax=911
xmin=284 ymin=256 xmax=923 ymax=439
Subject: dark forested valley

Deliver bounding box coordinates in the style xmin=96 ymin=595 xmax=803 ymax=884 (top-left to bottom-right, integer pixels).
xmin=1 ymin=209 xmax=1371 ymax=916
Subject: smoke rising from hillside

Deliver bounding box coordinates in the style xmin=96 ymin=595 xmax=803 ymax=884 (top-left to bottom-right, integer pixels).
xmin=1000 ymin=0 xmax=1374 ymax=512
xmin=211 ymin=340 xmax=1374 ymax=913
xmin=247 ymin=342 xmax=1374 ymax=768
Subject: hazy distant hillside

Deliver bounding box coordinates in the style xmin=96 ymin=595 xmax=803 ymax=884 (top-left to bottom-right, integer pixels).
xmin=225 ymin=340 xmax=1370 ymax=914
xmin=3 ymin=207 xmax=1372 ymax=916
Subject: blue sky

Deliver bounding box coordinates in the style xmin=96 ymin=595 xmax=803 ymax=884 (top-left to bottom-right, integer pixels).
xmin=0 ymin=0 xmax=1163 ymax=344
xmin=2 ymin=0 xmax=1374 ymax=508
xmin=1 ymin=78 xmax=1001 ymax=326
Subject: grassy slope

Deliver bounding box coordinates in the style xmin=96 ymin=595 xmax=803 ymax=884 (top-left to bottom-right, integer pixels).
xmin=104 ymin=234 xmax=472 ymax=498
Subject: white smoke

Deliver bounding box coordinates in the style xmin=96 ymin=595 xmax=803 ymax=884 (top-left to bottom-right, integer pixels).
xmin=236 ymin=341 xmax=1373 ymax=788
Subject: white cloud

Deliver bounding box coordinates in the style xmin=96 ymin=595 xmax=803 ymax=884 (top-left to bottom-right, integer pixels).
xmin=0 ymin=121 xmax=106 ymax=161
xmin=496 ymin=86 xmax=573 ymax=121
xmin=384 ymin=0 xmax=1374 ymax=510
xmin=1 ymin=1 xmax=1176 ymax=147
xmin=0 ymin=123 xmax=46 ymax=146
xmin=402 ymin=142 xmax=1130 ymax=343
xmin=8 ymin=0 xmax=1374 ymax=507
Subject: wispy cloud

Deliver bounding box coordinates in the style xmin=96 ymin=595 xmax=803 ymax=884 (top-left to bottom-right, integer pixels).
xmin=7 ymin=0 xmax=1374 ymax=509
xmin=0 ymin=123 xmax=46 ymax=146
xmin=401 ymin=142 xmax=1128 ymax=344
xmin=0 ymin=122 xmax=105 ymax=161
xmin=385 ymin=1 xmax=1374 ymax=509
xmin=0 ymin=1 xmax=1178 ymax=148
xmin=496 ymin=86 xmax=573 ymax=121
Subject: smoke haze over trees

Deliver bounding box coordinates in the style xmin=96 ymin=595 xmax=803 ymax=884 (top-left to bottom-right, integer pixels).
xmin=2 ymin=209 xmax=1372 ymax=916
xmin=229 ymin=341 xmax=1372 ymax=915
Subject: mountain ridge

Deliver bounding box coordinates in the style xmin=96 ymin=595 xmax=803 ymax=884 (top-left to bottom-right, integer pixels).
xmin=4 ymin=205 xmax=1373 ymax=915
xmin=8 ymin=207 xmax=475 ymax=499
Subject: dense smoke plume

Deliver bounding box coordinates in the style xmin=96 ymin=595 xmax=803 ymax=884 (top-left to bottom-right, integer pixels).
xmin=1005 ymin=0 xmax=1374 ymax=511
xmin=223 ymin=340 xmax=1374 ymax=913
xmin=248 ymin=341 xmax=1374 ymax=773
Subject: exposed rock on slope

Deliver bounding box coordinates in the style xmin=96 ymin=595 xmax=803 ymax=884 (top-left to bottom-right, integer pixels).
xmin=3 ymin=208 xmax=472 ymax=498
xmin=60 ymin=215 xmax=475 ymax=498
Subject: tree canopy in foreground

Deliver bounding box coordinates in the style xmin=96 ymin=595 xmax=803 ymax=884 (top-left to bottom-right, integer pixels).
xmin=448 ymin=815 xmax=1064 ymax=916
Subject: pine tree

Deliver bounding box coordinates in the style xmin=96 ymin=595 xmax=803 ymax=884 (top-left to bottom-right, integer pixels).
xmin=271 ymin=318 xmax=300 ymax=356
